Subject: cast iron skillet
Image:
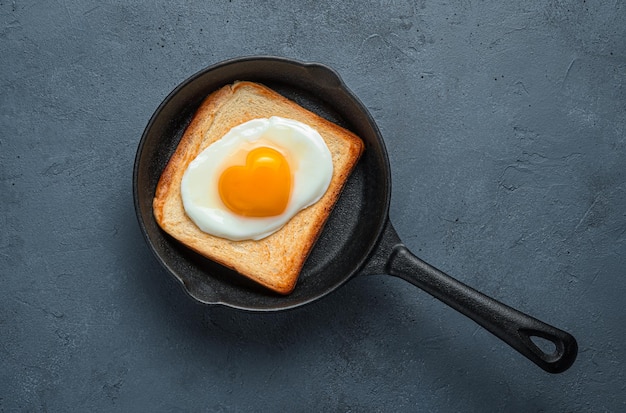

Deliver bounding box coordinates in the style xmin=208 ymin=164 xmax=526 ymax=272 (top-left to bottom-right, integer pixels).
xmin=133 ymin=56 xmax=578 ymax=373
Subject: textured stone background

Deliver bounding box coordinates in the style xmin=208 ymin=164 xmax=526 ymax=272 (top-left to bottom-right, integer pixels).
xmin=1 ymin=1 xmax=625 ymax=411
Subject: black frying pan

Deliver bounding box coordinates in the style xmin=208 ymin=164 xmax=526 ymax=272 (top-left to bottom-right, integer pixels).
xmin=133 ymin=56 xmax=577 ymax=373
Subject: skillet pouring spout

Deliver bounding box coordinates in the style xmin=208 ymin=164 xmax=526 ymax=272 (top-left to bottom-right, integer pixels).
xmin=362 ymin=220 xmax=578 ymax=374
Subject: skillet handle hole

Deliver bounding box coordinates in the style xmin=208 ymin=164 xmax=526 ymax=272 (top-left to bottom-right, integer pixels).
xmin=529 ymin=334 xmax=558 ymax=359
xmin=517 ymin=327 xmax=577 ymax=369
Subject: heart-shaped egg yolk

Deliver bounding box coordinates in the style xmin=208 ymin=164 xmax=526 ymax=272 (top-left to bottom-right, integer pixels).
xmin=218 ymin=147 xmax=292 ymax=217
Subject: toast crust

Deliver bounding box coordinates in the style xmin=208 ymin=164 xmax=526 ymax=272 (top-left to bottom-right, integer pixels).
xmin=153 ymin=81 xmax=364 ymax=294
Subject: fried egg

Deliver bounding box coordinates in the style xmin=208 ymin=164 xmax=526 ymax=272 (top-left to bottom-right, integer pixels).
xmin=181 ymin=116 xmax=333 ymax=241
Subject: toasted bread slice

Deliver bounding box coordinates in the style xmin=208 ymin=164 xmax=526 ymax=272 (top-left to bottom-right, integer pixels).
xmin=153 ymin=81 xmax=364 ymax=294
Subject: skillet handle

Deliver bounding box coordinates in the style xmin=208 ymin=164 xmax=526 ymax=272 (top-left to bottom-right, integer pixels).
xmin=386 ymin=243 xmax=578 ymax=374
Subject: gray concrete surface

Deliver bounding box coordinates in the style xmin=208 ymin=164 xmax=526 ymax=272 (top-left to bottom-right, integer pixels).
xmin=2 ymin=1 xmax=625 ymax=411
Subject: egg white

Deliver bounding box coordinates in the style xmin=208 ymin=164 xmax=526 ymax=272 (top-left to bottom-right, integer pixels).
xmin=180 ymin=116 xmax=333 ymax=241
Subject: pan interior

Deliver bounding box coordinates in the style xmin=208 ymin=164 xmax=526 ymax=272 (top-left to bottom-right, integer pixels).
xmin=133 ymin=57 xmax=391 ymax=310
